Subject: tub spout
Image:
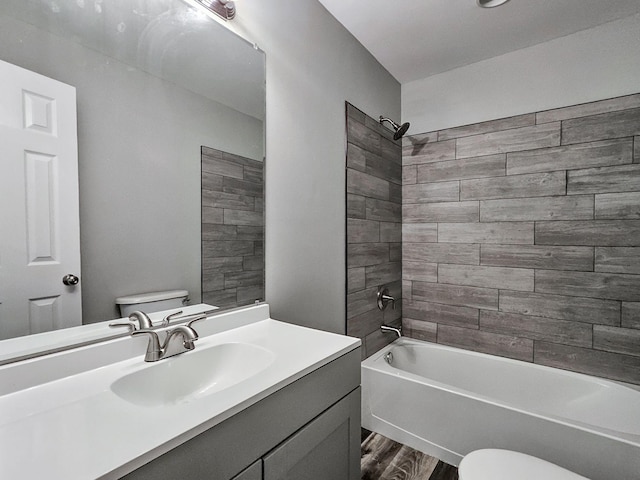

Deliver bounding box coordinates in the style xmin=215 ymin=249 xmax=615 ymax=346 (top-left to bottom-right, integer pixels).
xmin=381 ymin=324 xmax=402 ymax=338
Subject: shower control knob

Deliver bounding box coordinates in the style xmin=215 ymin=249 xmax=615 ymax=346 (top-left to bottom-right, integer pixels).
xmin=377 ymin=285 xmax=396 ymax=310
xmin=62 ymin=274 xmax=80 ymax=286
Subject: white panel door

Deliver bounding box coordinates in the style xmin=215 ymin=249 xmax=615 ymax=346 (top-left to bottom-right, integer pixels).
xmin=0 ymin=59 xmax=81 ymax=340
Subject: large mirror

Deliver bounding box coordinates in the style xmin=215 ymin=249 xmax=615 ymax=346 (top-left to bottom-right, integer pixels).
xmin=0 ymin=0 xmax=265 ymax=361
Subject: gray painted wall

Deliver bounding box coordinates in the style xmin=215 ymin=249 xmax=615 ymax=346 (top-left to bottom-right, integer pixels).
xmin=0 ymin=14 xmax=263 ymax=323
xmin=401 ymin=93 xmax=640 ymax=386
xmin=228 ymin=0 xmax=401 ymax=333
xmin=403 ymin=13 xmax=640 ymax=134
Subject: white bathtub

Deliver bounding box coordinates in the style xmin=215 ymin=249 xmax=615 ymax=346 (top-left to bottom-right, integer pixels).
xmin=361 ymin=338 xmax=640 ymax=480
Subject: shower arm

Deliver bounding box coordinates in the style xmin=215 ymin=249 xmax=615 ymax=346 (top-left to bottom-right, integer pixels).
xmin=379 ymin=116 xmax=400 ymax=130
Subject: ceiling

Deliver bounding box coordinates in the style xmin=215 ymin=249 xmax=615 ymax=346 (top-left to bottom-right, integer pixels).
xmin=317 ymin=0 xmax=640 ymax=84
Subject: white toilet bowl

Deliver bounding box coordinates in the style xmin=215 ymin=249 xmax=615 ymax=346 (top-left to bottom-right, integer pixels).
xmin=459 ymin=449 xmax=589 ymax=480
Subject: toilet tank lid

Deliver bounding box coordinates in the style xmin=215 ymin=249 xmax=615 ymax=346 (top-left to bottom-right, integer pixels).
xmin=115 ymin=290 xmax=189 ymax=305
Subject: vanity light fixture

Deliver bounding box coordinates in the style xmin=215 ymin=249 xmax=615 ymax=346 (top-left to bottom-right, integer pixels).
xmin=193 ymin=0 xmax=236 ymax=20
xmin=476 ymin=0 xmax=511 ymax=7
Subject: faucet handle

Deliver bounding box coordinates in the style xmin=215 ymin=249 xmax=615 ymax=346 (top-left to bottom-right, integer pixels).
xmin=108 ymin=320 xmax=137 ymax=333
xmin=161 ymin=310 xmax=184 ymax=328
xmin=186 ymin=314 xmax=207 ymax=329
xmin=377 ymin=286 xmax=396 ymax=311
xmin=382 ymin=294 xmax=396 ymax=310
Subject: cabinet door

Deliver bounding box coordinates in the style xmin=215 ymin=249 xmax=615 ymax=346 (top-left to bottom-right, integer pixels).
xmin=231 ymin=460 xmax=261 ymax=480
xmin=263 ymin=388 xmax=360 ymax=480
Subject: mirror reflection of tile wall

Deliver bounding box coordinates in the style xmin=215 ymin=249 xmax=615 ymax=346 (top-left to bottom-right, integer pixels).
xmin=345 ymin=103 xmax=402 ymax=359
xmin=201 ymin=147 xmax=264 ymax=309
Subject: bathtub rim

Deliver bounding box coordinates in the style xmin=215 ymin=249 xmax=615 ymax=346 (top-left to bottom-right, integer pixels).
xmin=362 ymin=337 xmax=640 ymax=447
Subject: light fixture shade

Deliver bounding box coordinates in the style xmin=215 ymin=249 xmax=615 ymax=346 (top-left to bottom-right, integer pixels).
xmin=193 ymin=0 xmax=236 ymax=20
xmin=476 ymin=0 xmax=511 ymax=7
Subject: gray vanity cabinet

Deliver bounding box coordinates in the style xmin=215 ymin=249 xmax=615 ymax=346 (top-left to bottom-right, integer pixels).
xmin=231 ymin=461 xmax=262 ymax=480
xmin=262 ymin=389 xmax=360 ymax=480
xmin=122 ymin=347 xmax=361 ymax=480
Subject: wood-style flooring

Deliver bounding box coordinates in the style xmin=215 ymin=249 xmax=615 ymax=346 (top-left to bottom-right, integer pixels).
xmin=361 ymin=430 xmax=459 ymax=480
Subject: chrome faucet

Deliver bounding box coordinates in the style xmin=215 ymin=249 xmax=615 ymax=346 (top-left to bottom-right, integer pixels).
xmin=381 ymin=324 xmax=402 ymax=338
xmin=132 ymin=329 xmax=164 ymax=362
xmin=109 ymin=310 xmax=154 ymax=332
xmin=131 ymin=316 xmax=206 ymax=362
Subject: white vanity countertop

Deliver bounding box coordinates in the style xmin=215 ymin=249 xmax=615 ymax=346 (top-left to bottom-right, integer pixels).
xmin=0 ymin=305 xmax=360 ymax=479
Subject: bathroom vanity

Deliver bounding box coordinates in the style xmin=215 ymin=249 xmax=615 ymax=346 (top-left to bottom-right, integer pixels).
xmin=0 ymin=304 xmax=361 ymax=480
xmin=124 ymin=340 xmax=360 ymax=480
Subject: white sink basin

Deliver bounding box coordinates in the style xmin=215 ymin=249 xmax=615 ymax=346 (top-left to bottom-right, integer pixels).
xmin=111 ymin=342 xmax=275 ymax=407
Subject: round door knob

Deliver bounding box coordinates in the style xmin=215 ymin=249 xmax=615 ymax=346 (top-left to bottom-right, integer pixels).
xmin=62 ymin=274 xmax=80 ymax=286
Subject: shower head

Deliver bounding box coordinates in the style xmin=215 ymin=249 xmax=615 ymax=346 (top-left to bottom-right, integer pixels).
xmin=379 ymin=116 xmax=410 ymax=140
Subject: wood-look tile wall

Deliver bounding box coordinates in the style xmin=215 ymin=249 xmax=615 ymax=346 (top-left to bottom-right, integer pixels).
xmin=402 ymin=93 xmax=640 ymax=385
xmin=346 ymin=103 xmax=403 ymax=358
xmin=201 ymin=146 xmax=264 ymax=309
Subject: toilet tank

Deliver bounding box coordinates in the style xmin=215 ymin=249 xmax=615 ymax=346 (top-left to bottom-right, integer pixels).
xmin=115 ymin=290 xmax=189 ymax=317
